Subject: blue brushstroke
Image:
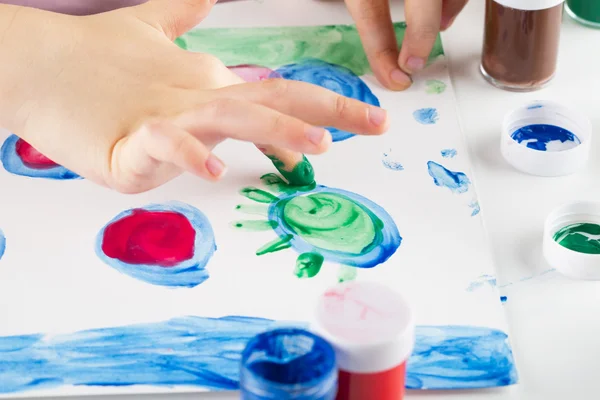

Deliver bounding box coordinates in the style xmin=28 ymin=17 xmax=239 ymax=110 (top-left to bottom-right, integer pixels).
xmin=466 ymin=274 xmax=496 ymax=292
xmin=240 ymin=328 xmax=336 ymax=399
xmin=407 ymin=326 xmax=517 ymax=390
xmin=0 ymin=135 xmax=81 ymax=180
xmin=268 ymin=186 xmax=401 ymax=269
xmin=500 ymin=296 xmax=508 ymax=303
xmin=469 ymin=201 xmax=481 ymax=216
xmin=413 ymin=108 xmax=439 ymax=125
xmin=427 ymin=161 xmax=470 ymax=194
xmin=273 ymin=60 xmax=380 ymax=142
xmin=511 ymin=124 xmax=581 ymax=152
xmin=527 ymin=104 xmax=543 ymax=110
xmin=382 ymin=151 xmax=404 ymax=171
xmin=0 ymin=229 xmax=5 ymax=260
xmin=498 ymin=268 xmax=556 ymax=289
xmin=441 ymin=149 xmax=457 ymax=158
xmin=95 ymin=201 xmax=216 ymax=288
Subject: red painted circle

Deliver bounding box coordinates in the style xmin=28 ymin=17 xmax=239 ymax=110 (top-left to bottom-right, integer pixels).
xmin=15 ymin=139 xmax=58 ymax=169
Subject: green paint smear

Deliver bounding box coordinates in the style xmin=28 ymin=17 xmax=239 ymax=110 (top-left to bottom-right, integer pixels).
xmin=337 ymin=265 xmax=357 ymax=283
xmin=279 ymin=192 xmax=382 ymax=254
xmin=232 ymin=220 xmax=278 ymax=231
xmin=256 ymin=234 xmax=293 ymax=256
xmin=175 ymin=22 xmax=444 ymax=76
xmin=261 ymin=173 xmax=316 ymax=195
xmin=235 ymin=204 xmax=269 ymax=217
xmin=240 ymin=187 xmax=278 ymax=204
xmin=553 ymin=223 xmax=600 ymax=255
xmin=295 ymin=252 xmax=324 ymax=279
xmin=267 ymin=155 xmax=315 ymax=187
xmin=426 ymin=79 xmax=447 ymax=94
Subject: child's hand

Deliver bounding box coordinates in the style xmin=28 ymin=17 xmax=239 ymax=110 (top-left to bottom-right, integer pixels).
xmin=0 ymin=0 xmax=389 ymax=193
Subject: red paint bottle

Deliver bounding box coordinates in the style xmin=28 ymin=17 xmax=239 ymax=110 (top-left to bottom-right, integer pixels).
xmin=312 ymin=281 xmax=415 ymax=400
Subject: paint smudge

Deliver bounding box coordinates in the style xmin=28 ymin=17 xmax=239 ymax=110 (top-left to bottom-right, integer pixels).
xmin=441 ymin=148 xmax=457 ymax=158
xmin=413 ymin=108 xmax=439 ymax=125
xmin=234 ymin=174 xmax=401 ymax=280
xmin=553 ymin=223 xmax=600 ymax=254
xmin=228 ymin=64 xmax=281 ymax=82
xmin=175 ymin=22 xmax=445 ymax=77
xmin=500 ymin=296 xmax=508 ymax=303
xmin=426 ymin=79 xmax=447 ymax=94
xmin=273 ymin=60 xmax=379 ymax=142
xmin=264 ymin=154 xmax=315 ymax=187
xmin=469 ymin=201 xmax=481 ymax=216
xmin=511 ymin=124 xmax=581 ymax=152
xmin=0 ymin=229 xmax=5 ymax=260
xmin=382 ymin=150 xmax=404 ymax=171
xmin=469 ymin=269 xmax=556 ymax=291
xmin=0 ymin=317 xmax=516 ymax=394
xmin=337 ymin=265 xmax=358 ymax=283
xmin=527 ymin=104 xmax=543 ymax=110
xmin=95 ymin=201 xmax=216 ymax=288
xmin=466 ymin=274 xmax=497 ymax=292
xmin=427 ymin=161 xmax=470 ymax=194
xmin=0 ymin=135 xmax=80 ymax=180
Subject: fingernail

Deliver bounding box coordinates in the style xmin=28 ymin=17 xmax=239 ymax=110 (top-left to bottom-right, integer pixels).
xmin=306 ymin=126 xmax=328 ymax=146
xmin=441 ymin=15 xmax=455 ymax=30
xmin=406 ymin=57 xmax=426 ymax=72
xmin=206 ymin=154 xmax=226 ymax=178
xmin=391 ymin=69 xmax=412 ymax=85
xmin=368 ymin=107 xmax=387 ymax=127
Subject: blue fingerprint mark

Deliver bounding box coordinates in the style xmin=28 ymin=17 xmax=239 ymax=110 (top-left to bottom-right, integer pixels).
xmin=427 ymin=161 xmax=470 ymax=194
xmin=95 ymin=201 xmax=216 ymax=288
xmin=441 ymin=148 xmax=457 ymax=158
xmin=0 ymin=135 xmax=81 ymax=180
xmin=0 ymin=229 xmax=5 ymax=260
xmin=0 ymin=318 xmax=517 ymax=394
xmin=511 ymin=124 xmax=581 ymax=152
xmin=273 ymin=60 xmax=380 ymax=142
xmin=413 ymin=108 xmax=439 ymax=125
xmin=382 ymin=150 xmax=404 ymax=171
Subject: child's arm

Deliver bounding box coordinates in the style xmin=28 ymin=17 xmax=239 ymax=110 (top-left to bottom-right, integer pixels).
xmin=0 ymin=1 xmax=389 ymax=193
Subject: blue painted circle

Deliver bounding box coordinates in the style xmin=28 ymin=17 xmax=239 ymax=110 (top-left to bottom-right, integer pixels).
xmin=272 ymin=60 xmax=380 ymax=142
xmin=95 ymin=201 xmax=216 ymax=288
xmin=268 ymin=186 xmax=401 ymax=269
xmin=240 ymin=328 xmax=337 ymax=400
xmin=0 ymin=135 xmax=81 ymax=180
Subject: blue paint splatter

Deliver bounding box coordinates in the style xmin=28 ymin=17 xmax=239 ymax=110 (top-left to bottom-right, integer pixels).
xmin=500 ymin=296 xmax=508 ymax=303
xmin=441 ymin=149 xmax=457 ymax=158
xmin=95 ymin=201 xmax=216 ymax=288
xmin=0 ymin=229 xmax=5 ymax=260
xmin=511 ymin=124 xmax=581 ymax=152
xmin=240 ymin=328 xmax=336 ymax=399
xmin=382 ymin=151 xmax=404 ymax=171
xmin=273 ymin=60 xmax=380 ymax=142
xmin=268 ymin=186 xmax=402 ymax=269
xmin=469 ymin=201 xmax=481 ymax=216
xmin=413 ymin=108 xmax=439 ymax=125
xmin=427 ymin=161 xmax=470 ymax=194
xmin=0 ymin=317 xmax=517 ymax=394
xmin=0 ymin=135 xmax=81 ymax=180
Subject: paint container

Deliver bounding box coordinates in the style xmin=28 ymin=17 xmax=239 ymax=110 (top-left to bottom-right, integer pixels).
xmin=565 ymin=0 xmax=600 ymax=28
xmin=311 ymin=281 xmax=415 ymax=400
xmin=239 ymin=328 xmax=337 ymax=400
xmin=543 ymin=201 xmax=600 ymax=280
xmin=481 ymin=0 xmax=565 ymax=91
xmin=501 ymin=100 xmax=592 ymax=177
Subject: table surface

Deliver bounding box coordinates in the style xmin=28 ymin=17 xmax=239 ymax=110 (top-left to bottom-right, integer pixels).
xmin=22 ymin=1 xmax=600 ymax=400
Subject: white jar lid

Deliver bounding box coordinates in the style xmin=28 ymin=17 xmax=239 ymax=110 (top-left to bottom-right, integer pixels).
xmin=310 ymin=281 xmax=415 ymax=374
xmin=501 ymin=100 xmax=592 ymax=177
xmin=493 ymin=0 xmax=565 ymax=11
xmin=543 ymin=201 xmax=600 ymax=280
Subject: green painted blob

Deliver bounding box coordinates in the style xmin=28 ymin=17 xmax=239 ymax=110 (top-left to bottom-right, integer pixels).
xmin=337 ymin=265 xmax=357 ymax=283
xmin=295 ymin=252 xmax=324 ymax=279
xmin=279 ymin=192 xmax=380 ymax=254
xmin=553 ymin=223 xmax=600 ymax=254
xmin=175 ymin=22 xmax=444 ymax=77
xmin=232 ymin=220 xmax=278 ymax=231
xmin=261 ymin=173 xmax=316 ymax=195
xmin=266 ymin=155 xmax=315 ymax=187
xmin=240 ymin=187 xmax=278 ymax=204
xmin=256 ymin=234 xmax=293 ymax=256
xmin=235 ymin=204 xmax=269 ymax=217
xmin=426 ymin=79 xmax=447 ymax=94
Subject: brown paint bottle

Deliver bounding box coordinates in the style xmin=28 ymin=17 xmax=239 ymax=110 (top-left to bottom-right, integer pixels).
xmin=481 ymin=0 xmax=565 ymax=91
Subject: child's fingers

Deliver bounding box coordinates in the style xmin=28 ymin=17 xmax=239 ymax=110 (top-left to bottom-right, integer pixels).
xmin=256 ymin=145 xmax=315 ymax=186
xmin=175 ymin=98 xmax=333 ymax=155
xmin=213 ymin=79 xmax=389 ymax=136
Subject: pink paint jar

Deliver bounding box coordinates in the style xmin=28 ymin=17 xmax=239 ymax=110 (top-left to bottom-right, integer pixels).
xmin=311 ymin=281 xmax=415 ymax=400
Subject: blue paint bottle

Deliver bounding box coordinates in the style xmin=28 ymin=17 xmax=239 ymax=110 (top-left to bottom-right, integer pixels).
xmin=240 ymin=328 xmax=337 ymax=400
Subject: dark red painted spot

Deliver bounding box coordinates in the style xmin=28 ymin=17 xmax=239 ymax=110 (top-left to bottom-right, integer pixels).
xmin=15 ymin=139 xmax=58 ymax=169
xmin=101 ymin=209 xmax=196 ymax=267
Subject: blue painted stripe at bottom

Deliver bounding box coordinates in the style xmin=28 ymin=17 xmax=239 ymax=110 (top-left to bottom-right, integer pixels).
xmin=0 ymin=316 xmax=517 ymax=394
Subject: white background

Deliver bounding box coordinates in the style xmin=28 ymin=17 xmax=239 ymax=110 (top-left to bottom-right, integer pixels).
xmin=7 ymin=0 xmax=600 ymax=399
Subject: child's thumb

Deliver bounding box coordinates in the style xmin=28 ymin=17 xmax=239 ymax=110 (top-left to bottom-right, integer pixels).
xmin=133 ymin=0 xmax=217 ymax=40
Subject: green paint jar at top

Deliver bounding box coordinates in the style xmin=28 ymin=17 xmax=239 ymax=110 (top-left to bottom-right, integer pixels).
xmin=566 ymin=0 xmax=600 ymax=28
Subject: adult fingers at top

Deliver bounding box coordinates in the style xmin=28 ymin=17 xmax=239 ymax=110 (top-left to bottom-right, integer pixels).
xmin=344 ymin=0 xmax=412 ymax=91
xmin=399 ymin=0 xmax=443 ymax=75
xmin=441 ymin=0 xmax=469 ymax=31
xmin=213 ymin=79 xmax=389 ymax=136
